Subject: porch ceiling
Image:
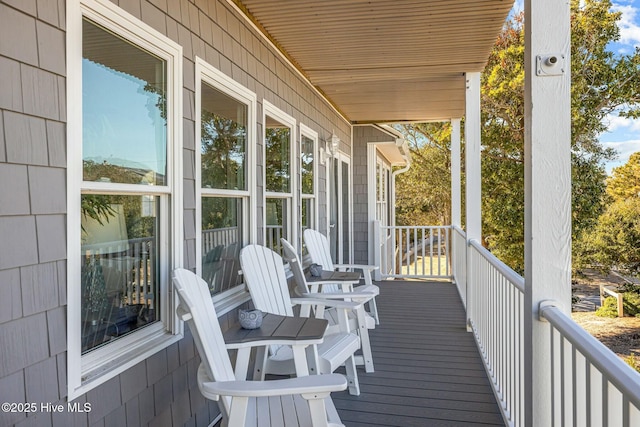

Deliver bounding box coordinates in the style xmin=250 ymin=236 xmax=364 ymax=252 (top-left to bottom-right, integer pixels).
xmin=230 ymin=0 xmax=513 ymax=124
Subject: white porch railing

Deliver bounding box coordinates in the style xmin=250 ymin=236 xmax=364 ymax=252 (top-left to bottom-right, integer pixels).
xmin=540 ymin=302 xmax=640 ymax=426
xmin=377 ymin=223 xmax=640 ymax=427
xmin=468 ymin=239 xmax=525 ymax=427
xmin=82 ymin=236 xmax=155 ymax=306
xmin=202 ymin=226 xmax=239 ymax=254
xmin=452 ymin=225 xmax=467 ymax=308
xmin=265 ymin=225 xmax=284 ymax=253
xmin=375 ymin=223 xmax=451 ymax=279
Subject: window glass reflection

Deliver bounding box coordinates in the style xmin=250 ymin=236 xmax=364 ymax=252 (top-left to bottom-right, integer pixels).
xmin=265 ymin=119 xmax=290 ymax=193
xmin=201 ymin=197 xmax=243 ymax=295
xmin=80 ymin=194 xmax=160 ymax=353
xmin=266 ymin=198 xmax=288 ymax=254
xmin=82 ymin=18 xmax=167 ymax=185
xmin=201 ymin=83 xmax=247 ymax=190
xmin=301 ymin=135 xmax=314 ymax=195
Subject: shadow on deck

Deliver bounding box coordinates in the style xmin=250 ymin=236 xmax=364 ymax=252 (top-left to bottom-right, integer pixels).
xmin=333 ymin=280 xmax=505 ymax=426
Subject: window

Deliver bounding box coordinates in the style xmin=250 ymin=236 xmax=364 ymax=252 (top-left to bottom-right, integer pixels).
xmin=196 ymin=58 xmax=256 ymax=300
xmin=67 ymin=0 xmax=182 ymax=398
xmin=300 ymin=124 xmax=317 ymax=253
xmin=263 ymin=101 xmax=296 ymax=254
xmin=376 ymin=159 xmax=391 ymax=227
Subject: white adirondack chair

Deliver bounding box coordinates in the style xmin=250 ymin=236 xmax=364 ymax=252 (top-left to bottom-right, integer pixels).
xmin=304 ymin=228 xmax=381 ymax=325
xmin=281 ymin=238 xmax=376 ymax=373
xmin=239 ymin=244 xmax=362 ymax=395
xmin=172 ymin=268 xmax=347 ymax=427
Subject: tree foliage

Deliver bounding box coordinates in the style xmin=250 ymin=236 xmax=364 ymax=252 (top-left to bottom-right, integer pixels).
xmin=394 ymin=123 xmax=453 ymax=227
xmin=576 ymin=153 xmax=640 ymax=276
xmin=578 ymin=196 xmax=640 ymax=276
xmin=200 ymin=111 xmax=247 ymax=231
xmin=606 ymin=152 xmax=640 ymax=202
xmin=396 ymin=0 xmax=640 ymax=274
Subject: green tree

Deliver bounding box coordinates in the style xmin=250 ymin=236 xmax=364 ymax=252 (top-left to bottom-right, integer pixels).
xmin=606 ymin=152 xmax=640 ymax=202
xmin=397 ymin=1 xmax=640 ymax=273
xmin=265 ymin=127 xmax=291 ymax=193
xmin=578 ymin=197 xmax=640 ymax=276
xmin=575 ymin=152 xmax=640 ymax=275
xmin=200 ymin=112 xmax=246 ymax=191
xmin=395 ymin=123 xmax=453 ymax=226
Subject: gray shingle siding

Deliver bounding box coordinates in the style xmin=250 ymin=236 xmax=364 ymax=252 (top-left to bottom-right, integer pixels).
xmin=0 ymin=0 xmax=352 ymax=425
xmin=352 ymin=125 xmax=398 ymax=264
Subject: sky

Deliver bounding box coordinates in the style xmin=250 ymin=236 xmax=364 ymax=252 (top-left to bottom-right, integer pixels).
xmin=511 ymin=0 xmax=640 ymax=174
xmin=600 ymin=0 xmax=640 ymax=173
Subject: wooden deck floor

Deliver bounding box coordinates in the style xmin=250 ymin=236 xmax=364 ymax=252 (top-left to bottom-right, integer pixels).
xmin=332 ymin=280 xmax=505 ymax=427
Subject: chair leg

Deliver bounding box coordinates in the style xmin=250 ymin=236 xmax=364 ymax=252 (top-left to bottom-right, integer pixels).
xmin=356 ymin=307 xmax=374 ymax=373
xmin=344 ymin=355 xmax=360 ymax=396
xmin=253 ymin=346 xmax=268 ymax=380
xmin=368 ymin=297 xmax=380 ymax=325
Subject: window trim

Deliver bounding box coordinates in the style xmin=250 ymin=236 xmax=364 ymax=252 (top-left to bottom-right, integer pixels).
xmin=263 ymin=101 xmax=297 ymax=247
xmin=66 ymin=0 xmax=183 ymax=399
xmin=195 ymin=57 xmax=257 ymax=301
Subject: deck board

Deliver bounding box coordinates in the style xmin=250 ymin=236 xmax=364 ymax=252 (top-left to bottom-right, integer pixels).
xmin=333 ymin=280 xmax=505 ymax=426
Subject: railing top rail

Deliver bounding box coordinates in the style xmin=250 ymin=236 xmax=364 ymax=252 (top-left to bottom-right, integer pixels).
xmin=202 ymin=226 xmax=238 ymax=232
xmin=452 ymin=225 xmax=465 ymax=236
xmin=540 ymin=302 xmax=640 ymax=408
xmin=469 ymin=239 xmax=525 ymax=292
xmin=380 ymin=225 xmax=450 ymax=231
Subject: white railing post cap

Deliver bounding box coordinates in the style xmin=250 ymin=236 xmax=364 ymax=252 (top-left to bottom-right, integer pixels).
xmin=538 ymin=300 xmax=564 ymax=322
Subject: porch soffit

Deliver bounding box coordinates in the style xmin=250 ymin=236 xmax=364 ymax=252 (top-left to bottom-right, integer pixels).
xmin=230 ymin=0 xmax=513 ymax=124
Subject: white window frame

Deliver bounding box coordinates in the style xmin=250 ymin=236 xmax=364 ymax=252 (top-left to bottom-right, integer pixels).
xmin=325 ymin=150 xmax=354 ymax=265
xmin=195 ymin=57 xmax=256 ymax=311
xmin=299 ymin=124 xmax=318 ymax=252
xmin=263 ymin=101 xmax=297 ymax=249
xmin=66 ymin=0 xmax=183 ymax=399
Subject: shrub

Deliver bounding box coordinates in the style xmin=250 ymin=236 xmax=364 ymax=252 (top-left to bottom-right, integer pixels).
xmin=596 ymin=296 xmax=620 ymax=317
xmin=625 ymin=355 xmax=640 ymax=373
xmin=595 ymin=292 xmax=640 ymax=318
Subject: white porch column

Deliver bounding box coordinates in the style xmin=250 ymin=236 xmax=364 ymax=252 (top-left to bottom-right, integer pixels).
xmin=450 ymin=118 xmax=462 ymax=228
xmin=524 ymin=0 xmax=572 ymax=425
xmin=465 ymin=72 xmax=481 ymax=330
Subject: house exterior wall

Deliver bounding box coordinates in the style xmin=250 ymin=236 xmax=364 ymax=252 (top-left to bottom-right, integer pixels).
xmin=352 ymin=125 xmax=396 ymax=265
xmin=0 ymin=1 xmax=350 ymax=426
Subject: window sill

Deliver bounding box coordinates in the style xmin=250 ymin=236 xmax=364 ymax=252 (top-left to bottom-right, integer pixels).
xmin=70 ymin=328 xmax=182 ymax=400
xmin=70 ymin=286 xmax=251 ymax=400
xmin=212 ymin=285 xmax=252 ymax=316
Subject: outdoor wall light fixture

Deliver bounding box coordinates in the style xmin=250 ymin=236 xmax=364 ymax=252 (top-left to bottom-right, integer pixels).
xmin=321 ymin=133 xmax=340 ymax=164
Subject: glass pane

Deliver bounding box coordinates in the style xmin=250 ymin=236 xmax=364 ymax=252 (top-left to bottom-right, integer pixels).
xmin=80 ymin=194 xmax=160 ymax=353
xmin=301 ymin=197 xmax=314 ymax=255
xmin=266 ymin=198 xmax=288 ymax=254
xmin=301 ymin=135 xmax=314 ymax=195
xmin=265 ymin=118 xmax=290 ymax=193
xmin=330 ymin=161 xmax=339 ymax=262
xmin=301 ymin=198 xmax=314 ymax=231
xmin=342 ymin=161 xmax=350 ymax=263
xmin=201 ymin=83 xmax=247 ymax=190
xmin=82 ymin=18 xmax=167 ymax=186
xmin=201 ymin=197 xmax=243 ymax=295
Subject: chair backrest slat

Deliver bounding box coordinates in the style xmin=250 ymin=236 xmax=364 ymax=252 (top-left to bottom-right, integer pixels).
xmin=239 ymin=245 xmax=294 ymax=317
xmin=281 ymin=238 xmax=312 ymax=296
xmin=303 ymin=229 xmax=340 ymax=293
xmin=304 ymin=229 xmax=336 ymax=271
xmin=172 ymin=268 xmax=235 ymax=412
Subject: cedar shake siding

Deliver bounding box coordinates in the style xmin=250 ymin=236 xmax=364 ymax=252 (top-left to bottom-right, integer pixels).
xmin=0 ymin=1 xmax=350 ymax=426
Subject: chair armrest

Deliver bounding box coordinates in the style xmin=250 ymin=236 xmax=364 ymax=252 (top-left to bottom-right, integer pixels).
xmin=315 ymin=283 xmax=379 ymax=295
xmin=291 ymin=297 xmax=363 ymax=310
xmin=302 ymin=291 xmax=377 ymax=303
xmin=200 ymin=373 xmax=347 ymax=398
xmin=334 ymin=263 xmax=379 ymax=271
